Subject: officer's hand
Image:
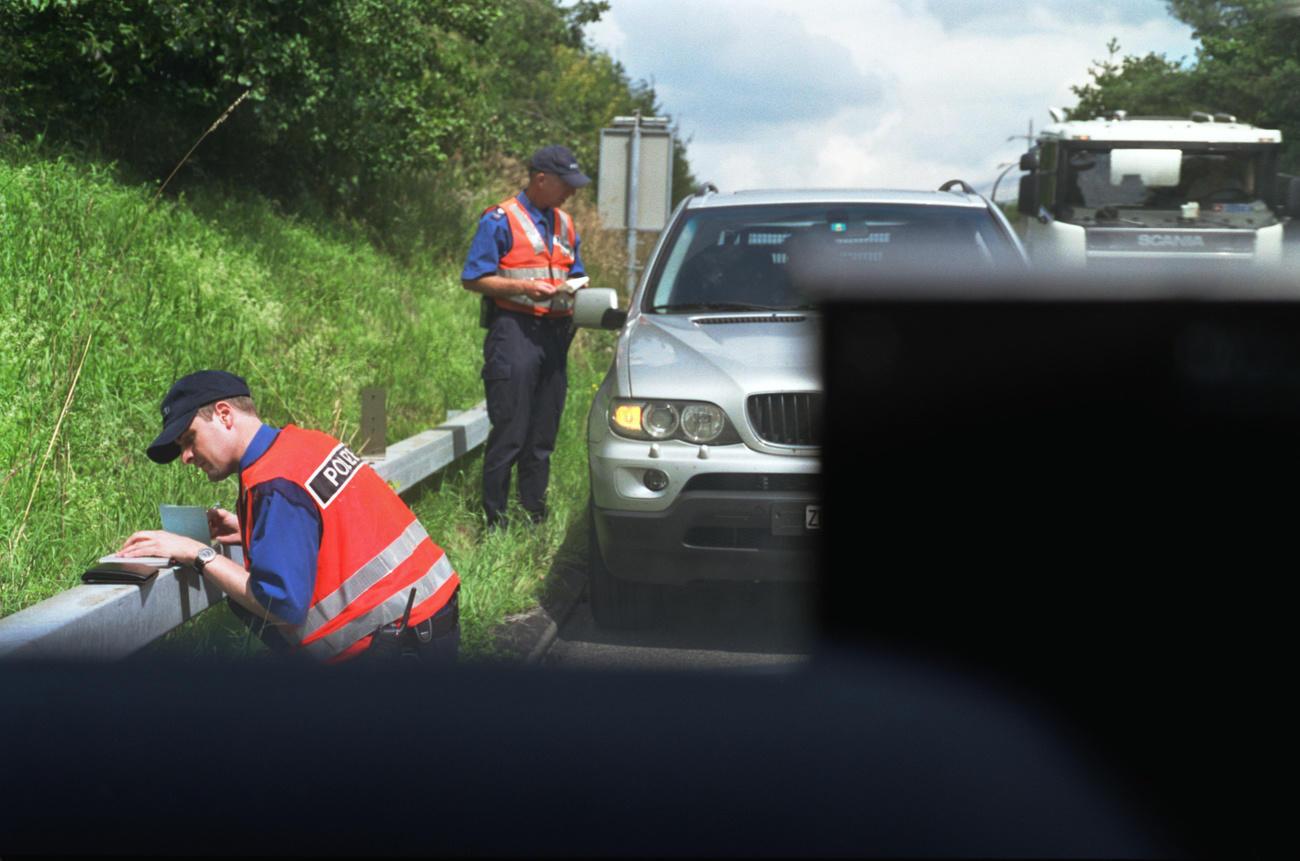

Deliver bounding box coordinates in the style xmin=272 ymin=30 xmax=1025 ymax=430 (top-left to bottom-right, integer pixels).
xmin=523 ymin=279 xmax=557 ymax=300
xmin=118 ymin=530 xmax=207 ymax=565
xmin=208 ymin=507 xmax=242 ymax=545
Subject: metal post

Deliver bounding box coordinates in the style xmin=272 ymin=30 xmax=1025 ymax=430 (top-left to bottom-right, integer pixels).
xmin=360 ymin=387 xmax=386 ymax=456
xmin=626 ymin=110 xmax=642 ymax=294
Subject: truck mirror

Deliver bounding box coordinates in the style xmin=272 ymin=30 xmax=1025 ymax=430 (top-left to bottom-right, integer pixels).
xmin=1019 ymin=151 xmax=1039 ymax=172
xmin=572 ymin=287 xmax=627 ymax=330
xmin=1017 ymin=174 xmax=1039 ymax=217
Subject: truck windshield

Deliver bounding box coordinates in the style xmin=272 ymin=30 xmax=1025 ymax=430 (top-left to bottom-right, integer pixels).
xmin=1059 ymin=146 xmax=1279 ymax=227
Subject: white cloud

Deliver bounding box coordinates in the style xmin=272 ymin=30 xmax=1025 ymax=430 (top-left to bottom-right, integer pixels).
xmin=586 ymin=0 xmax=1199 ymax=199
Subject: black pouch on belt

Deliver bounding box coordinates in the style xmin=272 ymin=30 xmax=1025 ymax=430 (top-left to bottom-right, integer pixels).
xmin=480 ymin=295 xmax=498 ymax=329
xmin=413 ymin=589 xmax=460 ymax=642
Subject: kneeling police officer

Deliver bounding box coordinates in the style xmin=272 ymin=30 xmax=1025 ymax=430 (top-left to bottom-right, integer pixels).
xmin=119 ymin=370 xmax=460 ymax=664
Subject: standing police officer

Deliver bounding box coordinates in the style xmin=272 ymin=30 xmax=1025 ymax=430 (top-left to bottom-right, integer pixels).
xmin=118 ymin=370 xmax=461 ymax=663
xmin=461 ymin=145 xmax=590 ymax=531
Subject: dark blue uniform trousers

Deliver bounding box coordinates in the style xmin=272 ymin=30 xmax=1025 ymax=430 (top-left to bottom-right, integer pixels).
xmin=481 ymin=309 xmax=574 ymax=525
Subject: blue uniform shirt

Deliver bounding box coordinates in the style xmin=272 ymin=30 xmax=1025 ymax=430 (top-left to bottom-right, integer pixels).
xmin=239 ymin=424 xmax=322 ymax=626
xmin=461 ymin=191 xmax=585 ymax=281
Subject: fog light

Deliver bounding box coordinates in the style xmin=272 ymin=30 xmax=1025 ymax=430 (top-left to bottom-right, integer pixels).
xmin=643 ymin=469 xmax=669 ymax=492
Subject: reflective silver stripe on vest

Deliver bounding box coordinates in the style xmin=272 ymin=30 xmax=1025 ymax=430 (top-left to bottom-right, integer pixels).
xmin=299 ymin=518 xmax=430 ymax=636
xmin=299 ymin=552 xmax=456 ymax=661
xmin=502 ymin=200 xmax=548 ymax=255
xmin=497 ymin=267 xmax=557 ymax=280
xmin=555 ymin=210 xmax=574 ymax=259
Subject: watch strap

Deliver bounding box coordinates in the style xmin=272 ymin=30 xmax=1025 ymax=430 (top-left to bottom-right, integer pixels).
xmin=195 ymin=546 xmax=218 ymax=574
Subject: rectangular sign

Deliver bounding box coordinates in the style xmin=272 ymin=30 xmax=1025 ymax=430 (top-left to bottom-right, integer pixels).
xmin=598 ymin=126 xmax=674 ymax=231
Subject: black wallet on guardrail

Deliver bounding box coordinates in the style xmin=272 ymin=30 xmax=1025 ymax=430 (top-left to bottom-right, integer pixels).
xmin=81 ymin=561 xmax=163 ymax=584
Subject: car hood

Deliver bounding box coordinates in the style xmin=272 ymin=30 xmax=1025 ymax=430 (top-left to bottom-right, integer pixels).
xmin=622 ymin=312 xmax=822 ymax=400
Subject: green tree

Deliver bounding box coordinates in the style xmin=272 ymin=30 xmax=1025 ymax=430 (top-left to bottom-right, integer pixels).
xmin=1067 ymin=39 xmax=1199 ymax=120
xmin=0 ymin=0 xmax=698 ymax=250
xmin=1067 ymin=2 xmax=1300 ymax=170
xmin=539 ymin=45 xmax=697 ymax=206
xmin=0 ymin=0 xmax=501 ymax=209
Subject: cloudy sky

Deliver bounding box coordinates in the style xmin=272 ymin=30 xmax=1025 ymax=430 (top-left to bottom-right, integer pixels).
xmin=585 ymin=0 xmax=1200 ymax=202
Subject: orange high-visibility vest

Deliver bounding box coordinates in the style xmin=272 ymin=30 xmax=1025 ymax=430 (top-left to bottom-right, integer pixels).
xmin=489 ymin=196 xmax=577 ymax=317
xmin=239 ymin=425 xmax=458 ymax=662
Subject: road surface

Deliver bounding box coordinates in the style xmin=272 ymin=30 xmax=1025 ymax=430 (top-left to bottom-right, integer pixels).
xmin=541 ymin=577 xmax=816 ymax=672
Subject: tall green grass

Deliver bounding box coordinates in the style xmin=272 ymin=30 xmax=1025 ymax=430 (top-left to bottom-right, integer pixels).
xmin=1 ymin=141 xmax=619 ymax=657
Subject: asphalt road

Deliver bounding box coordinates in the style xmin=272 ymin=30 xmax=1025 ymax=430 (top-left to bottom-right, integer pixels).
xmin=540 ymin=577 xmax=816 ymax=672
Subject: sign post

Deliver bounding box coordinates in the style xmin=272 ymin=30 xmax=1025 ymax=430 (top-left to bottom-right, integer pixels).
xmin=599 ymin=113 xmax=673 ymax=293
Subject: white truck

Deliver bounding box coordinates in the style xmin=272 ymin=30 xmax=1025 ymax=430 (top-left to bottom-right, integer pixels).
xmin=1016 ymin=110 xmax=1300 ymax=268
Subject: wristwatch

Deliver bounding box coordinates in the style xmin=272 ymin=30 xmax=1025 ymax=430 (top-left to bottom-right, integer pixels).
xmin=194 ymin=546 xmax=218 ymax=575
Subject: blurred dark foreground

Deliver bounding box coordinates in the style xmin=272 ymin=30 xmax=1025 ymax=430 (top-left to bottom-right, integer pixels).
xmin=819 ymin=266 xmax=1293 ymax=858
xmin=1 ymin=652 xmax=1182 ymax=857
xmin=2 ymin=267 xmax=1286 ymax=857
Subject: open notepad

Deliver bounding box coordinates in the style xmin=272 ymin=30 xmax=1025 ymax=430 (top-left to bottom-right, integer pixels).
xmin=96 ymin=504 xmax=213 ymax=567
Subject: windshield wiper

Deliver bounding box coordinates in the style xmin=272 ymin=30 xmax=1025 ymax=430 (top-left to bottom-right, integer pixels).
xmin=1094 ymin=207 xmax=1147 ymax=226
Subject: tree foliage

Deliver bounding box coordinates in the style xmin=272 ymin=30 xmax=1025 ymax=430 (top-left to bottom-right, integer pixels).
xmin=1067 ymin=39 xmax=1200 ymax=120
xmin=0 ymin=0 xmax=695 ymax=245
xmin=1067 ymin=2 xmax=1300 ymax=170
xmin=1 ymin=1 xmax=501 ymax=205
xmin=540 ymin=45 xmax=697 ymax=206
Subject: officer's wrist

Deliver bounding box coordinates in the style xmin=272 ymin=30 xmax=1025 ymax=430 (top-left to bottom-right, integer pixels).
xmin=194 ymin=545 xmax=219 ymax=575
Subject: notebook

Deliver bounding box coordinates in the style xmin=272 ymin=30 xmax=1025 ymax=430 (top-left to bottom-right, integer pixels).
xmin=95 ymin=504 xmax=213 ymax=567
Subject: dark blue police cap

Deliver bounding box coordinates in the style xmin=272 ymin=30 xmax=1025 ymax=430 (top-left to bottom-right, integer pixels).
xmin=529 ymin=145 xmax=591 ymax=187
xmin=146 ymin=370 xmax=250 ymax=464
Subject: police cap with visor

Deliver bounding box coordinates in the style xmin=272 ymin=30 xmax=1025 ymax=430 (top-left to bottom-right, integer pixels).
xmin=147 ymin=370 xmax=250 ymax=464
xmin=529 ymin=145 xmax=591 ymax=187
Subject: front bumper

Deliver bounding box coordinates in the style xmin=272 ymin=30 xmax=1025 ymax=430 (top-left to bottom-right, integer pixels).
xmin=591 ymin=483 xmax=821 ymax=586
xmin=588 ymin=418 xmax=821 ymax=585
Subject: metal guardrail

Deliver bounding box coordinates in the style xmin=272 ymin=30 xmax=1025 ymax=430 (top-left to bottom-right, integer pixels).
xmin=0 ymin=403 xmax=489 ymax=661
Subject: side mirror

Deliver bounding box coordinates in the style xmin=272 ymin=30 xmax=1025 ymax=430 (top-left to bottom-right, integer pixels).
xmin=572 ymin=287 xmax=627 ymax=330
xmin=1017 ymin=174 xmax=1039 ymax=217
xmin=1019 ymin=151 xmax=1039 ymax=172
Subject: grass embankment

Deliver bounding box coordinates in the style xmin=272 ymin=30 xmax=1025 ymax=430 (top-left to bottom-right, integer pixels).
xmin=0 ymin=144 xmax=618 ymax=657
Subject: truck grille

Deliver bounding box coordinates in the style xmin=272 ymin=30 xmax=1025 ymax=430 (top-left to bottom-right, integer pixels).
xmin=747 ymin=393 xmax=822 ymax=446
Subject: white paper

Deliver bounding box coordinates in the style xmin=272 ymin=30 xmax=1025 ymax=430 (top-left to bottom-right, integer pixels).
xmin=97 ymin=554 xmax=174 ymax=566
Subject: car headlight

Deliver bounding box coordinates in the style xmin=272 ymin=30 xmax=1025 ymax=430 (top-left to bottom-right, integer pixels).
xmin=679 ymin=404 xmax=727 ymax=443
xmin=609 ymin=399 xmax=740 ymax=444
xmin=643 ymin=403 xmax=679 ymax=439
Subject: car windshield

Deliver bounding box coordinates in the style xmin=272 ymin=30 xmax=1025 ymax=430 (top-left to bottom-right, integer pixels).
xmin=1059 ymin=146 xmax=1280 ymax=226
xmin=645 ymin=203 xmax=1022 ymax=311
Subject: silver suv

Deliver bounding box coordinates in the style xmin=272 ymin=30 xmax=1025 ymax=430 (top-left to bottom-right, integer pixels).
xmin=573 ymin=184 xmax=1028 ymax=627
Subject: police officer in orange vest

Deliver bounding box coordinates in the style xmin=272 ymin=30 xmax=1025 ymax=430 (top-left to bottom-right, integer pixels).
xmin=461 ymin=145 xmax=590 ymax=531
xmin=118 ymin=370 xmax=460 ymax=663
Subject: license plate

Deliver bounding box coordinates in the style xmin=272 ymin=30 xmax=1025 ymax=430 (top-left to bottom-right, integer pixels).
xmin=772 ymin=503 xmax=820 ymax=535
